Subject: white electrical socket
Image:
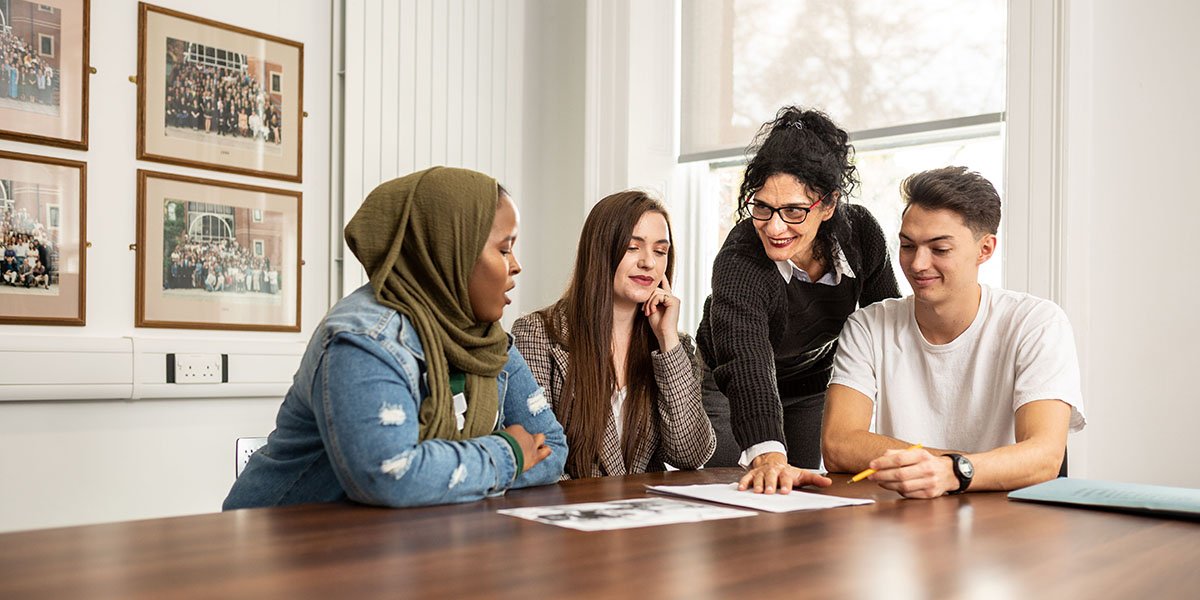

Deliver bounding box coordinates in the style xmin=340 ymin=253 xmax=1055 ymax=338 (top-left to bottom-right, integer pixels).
xmin=173 ymin=353 xmax=224 ymax=384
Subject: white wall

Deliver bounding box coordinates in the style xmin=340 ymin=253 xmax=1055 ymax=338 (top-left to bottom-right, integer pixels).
xmin=337 ymin=0 xmax=589 ymax=319
xmin=0 ymin=0 xmax=331 ymax=532
xmin=1061 ymin=0 xmax=1200 ymax=487
xmin=519 ymin=0 xmax=587 ymax=312
xmin=339 ymin=0 xmax=528 ymax=311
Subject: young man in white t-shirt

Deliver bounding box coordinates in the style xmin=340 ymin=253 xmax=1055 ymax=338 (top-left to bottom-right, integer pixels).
xmin=822 ymin=166 xmax=1085 ymax=498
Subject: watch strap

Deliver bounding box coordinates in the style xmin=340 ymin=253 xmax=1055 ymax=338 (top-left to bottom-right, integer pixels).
xmin=944 ymin=453 xmax=972 ymax=495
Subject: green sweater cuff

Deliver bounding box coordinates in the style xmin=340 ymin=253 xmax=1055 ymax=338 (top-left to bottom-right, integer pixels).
xmin=492 ymin=431 xmax=524 ymax=478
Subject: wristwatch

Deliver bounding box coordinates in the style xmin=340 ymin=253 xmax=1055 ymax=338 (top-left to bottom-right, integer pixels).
xmin=944 ymin=453 xmax=974 ymax=495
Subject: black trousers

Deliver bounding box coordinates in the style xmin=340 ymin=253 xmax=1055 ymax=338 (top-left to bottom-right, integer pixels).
xmin=701 ymin=364 xmax=825 ymax=469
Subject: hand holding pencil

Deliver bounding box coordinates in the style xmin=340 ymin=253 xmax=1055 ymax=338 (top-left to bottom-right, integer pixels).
xmin=848 ymin=444 xmax=924 ymax=483
xmin=853 ymin=443 xmax=967 ymax=499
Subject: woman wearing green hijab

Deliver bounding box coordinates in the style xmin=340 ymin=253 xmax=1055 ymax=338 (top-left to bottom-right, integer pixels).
xmin=224 ymin=167 xmax=566 ymax=509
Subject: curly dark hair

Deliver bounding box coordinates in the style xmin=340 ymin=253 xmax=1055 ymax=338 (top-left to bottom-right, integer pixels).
xmin=738 ymin=106 xmax=859 ymax=270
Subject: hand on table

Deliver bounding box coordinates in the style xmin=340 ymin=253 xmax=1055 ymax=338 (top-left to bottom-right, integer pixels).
xmin=737 ymin=452 xmax=832 ymax=494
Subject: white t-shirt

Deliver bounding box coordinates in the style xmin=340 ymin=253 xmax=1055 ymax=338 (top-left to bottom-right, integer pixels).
xmin=829 ymin=284 xmax=1086 ymax=453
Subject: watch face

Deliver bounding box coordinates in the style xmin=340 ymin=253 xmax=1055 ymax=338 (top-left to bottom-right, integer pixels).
xmin=956 ymin=456 xmax=974 ymax=479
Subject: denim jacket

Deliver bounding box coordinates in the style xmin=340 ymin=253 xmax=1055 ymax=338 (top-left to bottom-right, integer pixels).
xmin=224 ymin=285 xmax=567 ymax=509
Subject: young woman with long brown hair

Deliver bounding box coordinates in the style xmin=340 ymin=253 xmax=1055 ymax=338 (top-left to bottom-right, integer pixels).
xmin=513 ymin=191 xmax=715 ymax=478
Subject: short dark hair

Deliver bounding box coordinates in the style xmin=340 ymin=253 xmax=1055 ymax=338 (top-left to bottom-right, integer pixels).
xmin=901 ymin=166 xmax=1001 ymax=237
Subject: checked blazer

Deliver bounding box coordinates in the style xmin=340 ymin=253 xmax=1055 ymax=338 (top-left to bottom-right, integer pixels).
xmin=512 ymin=310 xmax=716 ymax=478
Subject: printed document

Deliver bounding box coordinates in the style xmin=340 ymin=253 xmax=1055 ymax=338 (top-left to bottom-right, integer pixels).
xmin=646 ymin=483 xmax=874 ymax=513
xmin=499 ymin=497 xmax=755 ymax=531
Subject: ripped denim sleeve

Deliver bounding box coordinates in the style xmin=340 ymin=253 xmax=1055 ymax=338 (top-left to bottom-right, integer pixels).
xmin=501 ymin=345 xmax=568 ymax=488
xmin=311 ymin=332 xmax=519 ymax=508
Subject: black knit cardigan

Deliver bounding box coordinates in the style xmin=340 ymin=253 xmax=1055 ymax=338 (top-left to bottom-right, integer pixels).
xmin=696 ymin=203 xmax=900 ymax=450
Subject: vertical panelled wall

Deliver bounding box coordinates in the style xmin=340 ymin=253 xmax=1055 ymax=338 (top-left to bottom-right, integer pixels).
xmin=340 ymin=0 xmax=526 ymax=304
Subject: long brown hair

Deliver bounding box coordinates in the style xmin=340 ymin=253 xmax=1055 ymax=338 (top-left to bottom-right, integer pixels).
xmin=538 ymin=191 xmax=676 ymax=478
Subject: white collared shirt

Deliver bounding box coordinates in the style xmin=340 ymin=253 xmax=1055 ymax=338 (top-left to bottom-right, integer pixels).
xmin=611 ymin=387 xmax=628 ymax=443
xmin=771 ymin=242 xmax=855 ymax=285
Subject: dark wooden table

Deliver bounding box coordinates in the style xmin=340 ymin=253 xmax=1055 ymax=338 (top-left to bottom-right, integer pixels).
xmin=1 ymin=468 xmax=1197 ymax=599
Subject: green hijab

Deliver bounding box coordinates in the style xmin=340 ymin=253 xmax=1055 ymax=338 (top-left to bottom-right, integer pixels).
xmin=344 ymin=166 xmax=509 ymax=441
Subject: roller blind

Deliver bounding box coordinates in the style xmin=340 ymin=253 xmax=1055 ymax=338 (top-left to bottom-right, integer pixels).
xmin=681 ymin=0 xmax=1006 ymax=160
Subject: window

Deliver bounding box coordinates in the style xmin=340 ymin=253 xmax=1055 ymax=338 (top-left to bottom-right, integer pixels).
xmin=254 ymin=240 xmax=264 ymax=256
xmin=47 ymin=205 xmax=60 ymax=228
xmin=185 ymin=202 xmax=235 ymax=242
xmin=1 ymin=180 xmax=13 ymax=215
xmin=271 ymin=73 xmax=282 ymax=94
xmin=184 ymin=42 xmax=247 ymax=72
xmin=38 ymin=34 xmax=54 ymax=58
xmin=252 ymin=208 xmax=263 ymax=222
xmin=677 ymin=0 xmax=1006 ymax=329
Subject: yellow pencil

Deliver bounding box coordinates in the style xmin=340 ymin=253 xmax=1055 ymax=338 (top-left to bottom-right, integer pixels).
xmin=847 ymin=444 xmax=923 ymax=483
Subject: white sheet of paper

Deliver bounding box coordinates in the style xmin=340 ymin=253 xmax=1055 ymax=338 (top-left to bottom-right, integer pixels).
xmin=498 ymin=497 xmax=756 ymax=531
xmin=646 ymin=483 xmax=874 ymax=513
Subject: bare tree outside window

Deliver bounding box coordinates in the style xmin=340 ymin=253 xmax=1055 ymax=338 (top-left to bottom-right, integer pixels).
xmin=729 ymin=0 xmax=1004 ymax=135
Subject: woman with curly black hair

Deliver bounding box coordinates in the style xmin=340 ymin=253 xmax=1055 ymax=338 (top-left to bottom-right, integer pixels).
xmin=696 ymin=106 xmax=900 ymax=494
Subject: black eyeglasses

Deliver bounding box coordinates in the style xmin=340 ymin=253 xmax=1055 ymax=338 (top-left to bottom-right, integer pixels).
xmin=744 ymin=197 xmax=825 ymax=225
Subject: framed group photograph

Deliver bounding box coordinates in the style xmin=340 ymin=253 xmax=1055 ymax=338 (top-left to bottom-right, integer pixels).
xmin=137 ymin=3 xmax=303 ymax=182
xmin=0 ymin=149 xmax=86 ymax=325
xmin=0 ymin=0 xmax=90 ymax=149
xmin=136 ymin=170 xmax=301 ymax=332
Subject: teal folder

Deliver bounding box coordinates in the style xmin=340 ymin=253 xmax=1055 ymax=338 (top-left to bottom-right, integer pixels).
xmin=1008 ymin=478 xmax=1200 ymax=519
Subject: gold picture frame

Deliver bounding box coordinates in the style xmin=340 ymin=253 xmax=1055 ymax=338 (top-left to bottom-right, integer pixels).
xmin=137 ymin=3 xmax=303 ymax=182
xmin=136 ymin=169 xmax=301 ymax=332
xmin=0 ymin=0 xmax=90 ymax=149
xmin=0 ymin=149 xmax=86 ymax=325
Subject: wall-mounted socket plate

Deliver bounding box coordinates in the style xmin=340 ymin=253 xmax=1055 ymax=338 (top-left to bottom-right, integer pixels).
xmin=167 ymin=353 xmax=227 ymax=384
xmin=236 ymin=437 xmax=269 ymax=477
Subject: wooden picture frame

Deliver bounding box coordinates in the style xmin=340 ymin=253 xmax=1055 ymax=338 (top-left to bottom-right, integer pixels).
xmin=0 ymin=0 xmax=90 ymax=149
xmin=136 ymin=169 xmax=301 ymax=332
xmin=0 ymin=149 xmax=86 ymax=325
xmin=136 ymin=3 xmax=303 ymax=182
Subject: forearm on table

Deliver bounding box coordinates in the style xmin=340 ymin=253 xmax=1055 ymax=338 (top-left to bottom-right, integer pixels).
xmin=964 ymin=400 xmax=1071 ymax=491
xmin=822 ymin=429 xmax=948 ymax=473
xmin=959 ymin=437 xmax=1064 ymax=492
